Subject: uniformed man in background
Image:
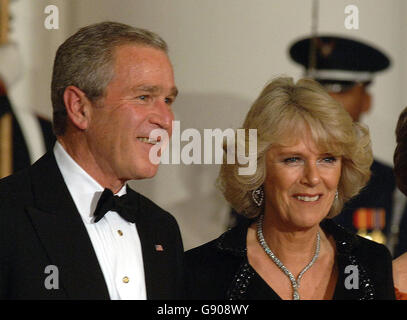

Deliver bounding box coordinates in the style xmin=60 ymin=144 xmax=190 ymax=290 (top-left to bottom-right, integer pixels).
xmin=0 ymin=42 xmax=55 ymax=178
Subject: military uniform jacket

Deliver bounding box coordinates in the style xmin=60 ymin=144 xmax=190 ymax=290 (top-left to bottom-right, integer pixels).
xmin=0 ymin=151 xmax=185 ymax=299
xmin=0 ymin=94 xmax=55 ymax=172
xmin=185 ymin=218 xmax=395 ymax=300
xmin=334 ymin=159 xmax=396 ymax=236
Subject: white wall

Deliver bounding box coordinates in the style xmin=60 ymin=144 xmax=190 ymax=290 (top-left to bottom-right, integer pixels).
xmin=7 ymin=0 xmax=407 ymax=249
xmin=9 ymin=0 xmax=72 ymax=117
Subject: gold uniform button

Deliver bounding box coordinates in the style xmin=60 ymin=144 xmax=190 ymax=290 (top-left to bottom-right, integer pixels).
xmin=122 ymin=276 xmax=129 ymax=283
xmin=117 ymin=230 xmax=123 ymax=236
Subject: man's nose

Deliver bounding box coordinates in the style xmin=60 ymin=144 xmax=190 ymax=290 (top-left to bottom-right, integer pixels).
xmin=151 ymin=99 xmax=174 ymax=134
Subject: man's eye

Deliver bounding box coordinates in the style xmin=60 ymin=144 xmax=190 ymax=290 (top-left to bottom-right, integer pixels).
xmin=165 ymin=97 xmax=174 ymax=105
xmin=137 ymin=95 xmax=149 ymax=101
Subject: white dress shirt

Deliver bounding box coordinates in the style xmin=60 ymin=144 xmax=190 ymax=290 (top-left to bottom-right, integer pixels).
xmin=53 ymin=142 xmax=147 ymax=300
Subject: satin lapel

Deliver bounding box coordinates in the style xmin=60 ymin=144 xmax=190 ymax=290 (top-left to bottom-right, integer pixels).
xmin=126 ymin=189 xmax=171 ymax=300
xmin=26 ymin=152 xmax=109 ymax=299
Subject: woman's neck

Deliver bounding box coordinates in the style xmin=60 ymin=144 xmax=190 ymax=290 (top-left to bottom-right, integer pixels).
xmin=259 ymin=213 xmax=322 ymax=272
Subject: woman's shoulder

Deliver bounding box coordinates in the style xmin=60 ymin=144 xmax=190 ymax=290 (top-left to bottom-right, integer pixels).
xmin=185 ymin=238 xmax=220 ymax=264
xmin=185 ymin=218 xmax=254 ymax=272
xmin=184 ymin=219 xmax=253 ymax=299
xmin=323 ymin=219 xmax=395 ymax=299
xmin=322 ymin=218 xmax=393 ymax=277
xmin=322 ymin=218 xmax=391 ymax=257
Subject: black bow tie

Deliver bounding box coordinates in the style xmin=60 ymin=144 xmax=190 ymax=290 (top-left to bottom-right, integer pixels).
xmin=93 ymin=188 xmax=136 ymax=223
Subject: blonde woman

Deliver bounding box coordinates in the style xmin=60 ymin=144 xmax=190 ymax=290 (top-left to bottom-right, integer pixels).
xmin=186 ymin=77 xmax=395 ymax=300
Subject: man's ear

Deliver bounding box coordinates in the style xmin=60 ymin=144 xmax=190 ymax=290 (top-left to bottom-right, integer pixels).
xmin=63 ymin=85 xmax=92 ymax=130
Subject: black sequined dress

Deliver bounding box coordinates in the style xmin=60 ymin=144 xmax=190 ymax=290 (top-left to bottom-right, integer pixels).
xmin=185 ymin=218 xmax=395 ymax=300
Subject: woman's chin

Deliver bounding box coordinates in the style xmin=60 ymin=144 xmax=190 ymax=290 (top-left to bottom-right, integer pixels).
xmin=285 ymin=215 xmax=324 ymax=231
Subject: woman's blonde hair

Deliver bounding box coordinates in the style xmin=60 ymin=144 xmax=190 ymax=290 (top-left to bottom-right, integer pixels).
xmin=218 ymin=77 xmax=373 ymax=219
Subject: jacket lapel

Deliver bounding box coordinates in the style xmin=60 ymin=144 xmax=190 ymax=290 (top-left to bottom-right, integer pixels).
xmin=26 ymin=152 xmax=109 ymax=299
xmin=135 ymin=216 xmax=157 ymax=299
xmin=126 ymin=189 xmax=174 ymax=299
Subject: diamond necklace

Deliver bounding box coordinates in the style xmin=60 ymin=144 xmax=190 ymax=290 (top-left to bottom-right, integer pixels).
xmin=256 ymin=214 xmax=320 ymax=300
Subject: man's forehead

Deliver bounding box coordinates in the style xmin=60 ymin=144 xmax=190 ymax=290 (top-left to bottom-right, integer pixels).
xmin=109 ymin=44 xmax=176 ymax=91
xmin=111 ymin=44 xmax=172 ymax=75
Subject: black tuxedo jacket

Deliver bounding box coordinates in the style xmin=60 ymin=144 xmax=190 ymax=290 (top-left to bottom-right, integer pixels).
xmin=0 ymin=151 xmax=185 ymax=299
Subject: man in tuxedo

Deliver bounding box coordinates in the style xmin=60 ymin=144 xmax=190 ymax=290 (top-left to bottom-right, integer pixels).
xmin=0 ymin=21 xmax=184 ymax=299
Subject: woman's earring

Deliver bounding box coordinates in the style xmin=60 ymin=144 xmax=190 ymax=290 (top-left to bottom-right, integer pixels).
xmin=335 ymin=190 xmax=339 ymax=201
xmin=252 ymin=186 xmax=264 ymax=207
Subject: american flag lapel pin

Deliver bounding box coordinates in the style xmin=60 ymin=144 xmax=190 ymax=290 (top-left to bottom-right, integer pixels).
xmin=155 ymin=244 xmax=164 ymax=251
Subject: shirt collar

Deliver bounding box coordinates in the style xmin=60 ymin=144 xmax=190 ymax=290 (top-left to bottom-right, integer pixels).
xmin=53 ymin=141 xmax=126 ymax=224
